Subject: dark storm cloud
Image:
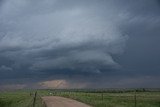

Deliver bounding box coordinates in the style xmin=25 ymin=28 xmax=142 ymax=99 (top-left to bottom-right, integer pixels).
xmin=0 ymin=0 xmax=160 ymax=88
xmin=0 ymin=0 xmax=127 ymax=72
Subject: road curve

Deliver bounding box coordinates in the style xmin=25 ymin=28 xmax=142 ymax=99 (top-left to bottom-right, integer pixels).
xmin=42 ymin=96 xmax=91 ymax=107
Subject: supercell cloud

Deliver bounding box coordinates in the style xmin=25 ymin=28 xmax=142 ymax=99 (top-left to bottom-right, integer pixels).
xmin=0 ymin=0 xmax=160 ymax=88
xmin=0 ymin=0 xmax=126 ymax=73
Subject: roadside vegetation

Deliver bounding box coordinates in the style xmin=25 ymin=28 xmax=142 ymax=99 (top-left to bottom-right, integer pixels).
xmin=39 ymin=89 xmax=160 ymax=107
xmin=0 ymin=90 xmax=45 ymax=107
xmin=0 ymin=89 xmax=160 ymax=107
xmin=54 ymin=92 xmax=160 ymax=107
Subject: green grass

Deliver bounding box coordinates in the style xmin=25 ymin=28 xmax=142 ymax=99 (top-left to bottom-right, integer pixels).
xmin=0 ymin=89 xmax=160 ymax=107
xmin=38 ymin=90 xmax=160 ymax=107
xmin=0 ymin=90 xmax=45 ymax=107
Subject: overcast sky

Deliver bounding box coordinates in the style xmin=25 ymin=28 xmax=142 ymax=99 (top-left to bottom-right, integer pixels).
xmin=0 ymin=0 xmax=160 ymax=89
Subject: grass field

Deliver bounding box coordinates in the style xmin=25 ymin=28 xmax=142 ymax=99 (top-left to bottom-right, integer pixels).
xmin=0 ymin=89 xmax=160 ymax=107
xmin=54 ymin=92 xmax=160 ymax=107
xmin=38 ymin=89 xmax=160 ymax=107
xmin=0 ymin=90 xmax=45 ymax=107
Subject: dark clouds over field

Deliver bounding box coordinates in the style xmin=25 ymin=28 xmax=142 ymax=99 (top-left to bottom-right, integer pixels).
xmin=0 ymin=0 xmax=160 ymax=89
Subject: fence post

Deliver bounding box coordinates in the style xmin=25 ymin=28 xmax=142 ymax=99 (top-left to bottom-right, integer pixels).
xmin=134 ymin=91 xmax=137 ymax=107
xmin=33 ymin=91 xmax=37 ymax=107
xmin=101 ymin=93 xmax=104 ymax=100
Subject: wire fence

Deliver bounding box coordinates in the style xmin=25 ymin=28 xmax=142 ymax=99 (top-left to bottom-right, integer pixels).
xmin=27 ymin=91 xmax=46 ymax=107
xmin=22 ymin=89 xmax=160 ymax=107
xmin=47 ymin=90 xmax=160 ymax=107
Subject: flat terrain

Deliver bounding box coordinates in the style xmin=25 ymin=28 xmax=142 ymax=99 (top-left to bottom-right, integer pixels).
xmin=0 ymin=91 xmax=45 ymax=107
xmin=44 ymin=90 xmax=160 ymax=107
xmin=42 ymin=96 xmax=91 ymax=107
xmin=0 ymin=89 xmax=160 ymax=107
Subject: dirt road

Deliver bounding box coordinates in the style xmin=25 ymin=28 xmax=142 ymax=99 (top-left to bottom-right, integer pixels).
xmin=42 ymin=96 xmax=91 ymax=107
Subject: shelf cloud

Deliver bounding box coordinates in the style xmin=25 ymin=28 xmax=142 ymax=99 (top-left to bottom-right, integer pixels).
xmin=0 ymin=0 xmax=160 ymax=88
xmin=0 ymin=0 xmax=127 ymax=73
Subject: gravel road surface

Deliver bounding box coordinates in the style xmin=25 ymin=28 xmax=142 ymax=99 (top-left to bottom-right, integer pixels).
xmin=42 ymin=96 xmax=91 ymax=107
